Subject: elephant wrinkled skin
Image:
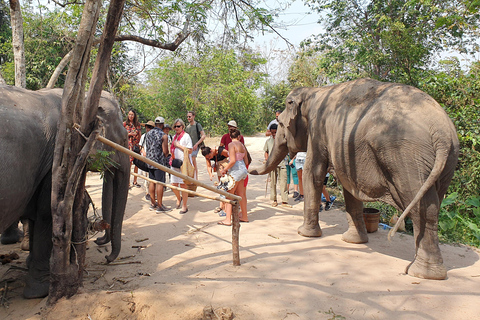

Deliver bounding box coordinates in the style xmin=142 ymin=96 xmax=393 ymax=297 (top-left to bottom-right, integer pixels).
xmin=250 ymin=78 xmax=459 ymax=280
xmin=0 ymin=85 xmax=129 ymax=298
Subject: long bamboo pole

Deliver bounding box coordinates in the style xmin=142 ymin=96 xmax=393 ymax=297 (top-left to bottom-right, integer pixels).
xmin=95 ymin=135 xmax=241 ymax=266
xmin=131 ymin=172 xmax=235 ymax=205
xmin=96 ymin=135 xmax=241 ymax=201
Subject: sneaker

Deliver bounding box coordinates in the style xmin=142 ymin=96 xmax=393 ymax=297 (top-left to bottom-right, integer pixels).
xmin=145 ymin=194 xmax=151 ymax=201
xmin=293 ymin=191 xmax=300 ymax=199
xmin=149 ymin=203 xmax=158 ymax=211
xmin=156 ymin=205 xmax=171 ymax=213
xmin=161 ymin=204 xmax=172 ymax=211
xmin=319 ymin=204 xmax=323 ymax=212
xmin=218 ymin=210 xmax=226 ymax=217
xmin=294 ymin=195 xmax=304 ymax=202
xmin=325 ymin=196 xmax=336 ymax=211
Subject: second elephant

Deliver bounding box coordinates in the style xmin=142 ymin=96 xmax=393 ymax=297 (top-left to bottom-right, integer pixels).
xmin=250 ymin=78 xmax=459 ymax=280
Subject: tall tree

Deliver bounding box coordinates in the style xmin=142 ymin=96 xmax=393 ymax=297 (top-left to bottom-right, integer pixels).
xmin=9 ymin=0 xmax=25 ymax=87
xmin=301 ymin=0 xmax=480 ymax=86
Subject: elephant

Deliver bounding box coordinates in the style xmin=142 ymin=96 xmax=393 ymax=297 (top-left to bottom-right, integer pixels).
xmin=0 ymin=85 xmax=130 ymax=298
xmin=250 ymin=78 xmax=459 ymax=280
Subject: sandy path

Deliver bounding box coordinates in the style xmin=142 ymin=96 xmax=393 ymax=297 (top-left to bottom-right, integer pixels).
xmin=1 ymin=135 xmax=480 ymax=320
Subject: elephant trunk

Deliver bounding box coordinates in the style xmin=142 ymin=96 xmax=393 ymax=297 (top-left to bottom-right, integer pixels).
xmin=105 ymin=169 xmax=129 ymax=263
xmin=249 ymin=135 xmax=289 ymax=175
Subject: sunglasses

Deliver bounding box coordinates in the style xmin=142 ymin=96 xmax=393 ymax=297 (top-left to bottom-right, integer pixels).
xmin=187 ymin=116 xmax=192 ymax=118
xmin=174 ymin=125 xmax=182 ymax=128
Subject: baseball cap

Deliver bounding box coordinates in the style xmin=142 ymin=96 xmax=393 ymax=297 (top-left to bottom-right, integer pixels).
xmin=155 ymin=116 xmax=165 ymax=123
xmin=145 ymin=120 xmax=155 ymax=127
xmin=164 ymin=124 xmax=171 ymax=129
xmin=227 ymin=120 xmax=237 ymax=128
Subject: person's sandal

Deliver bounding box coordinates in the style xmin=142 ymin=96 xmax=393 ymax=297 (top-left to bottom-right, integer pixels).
xmin=214 ymin=207 xmax=222 ymax=213
xmin=272 ymin=201 xmax=278 ymax=207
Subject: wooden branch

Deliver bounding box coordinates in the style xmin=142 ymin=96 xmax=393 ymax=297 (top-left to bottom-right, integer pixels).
xmin=113 ymin=33 xmax=190 ymax=51
xmin=96 ymin=135 xmax=241 ymax=202
xmin=131 ymin=172 xmax=236 ymax=204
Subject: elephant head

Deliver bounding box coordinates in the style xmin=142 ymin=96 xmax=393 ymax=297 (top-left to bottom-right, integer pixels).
xmin=249 ymin=88 xmax=309 ymax=175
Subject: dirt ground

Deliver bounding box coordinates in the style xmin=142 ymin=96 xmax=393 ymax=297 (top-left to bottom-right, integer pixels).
xmin=1 ymin=134 xmax=480 ymax=320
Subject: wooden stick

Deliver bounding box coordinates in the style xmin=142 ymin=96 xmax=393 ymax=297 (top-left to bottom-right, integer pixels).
xmin=96 ymin=135 xmax=241 ymax=201
xmin=131 ymin=172 xmax=235 ymax=205
xmin=232 ymin=201 xmax=240 ymax=266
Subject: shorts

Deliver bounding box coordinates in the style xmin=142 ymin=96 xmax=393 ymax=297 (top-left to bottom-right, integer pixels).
xmin=191 ymin=149 xmax=199 ymax=157
xmin=229 ymin=160 xmax=248 ymax=182
xmin=148 ymin=169 xmax=166 ymax=183
xmin=295 ymin=152 xmax=306 ymax=171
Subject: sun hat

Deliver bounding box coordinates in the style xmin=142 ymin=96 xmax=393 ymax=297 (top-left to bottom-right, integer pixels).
xmin=145 ymin=120 xmax=155 ymax=127
xmin=227 ymin=120 xmax=237 ymax=127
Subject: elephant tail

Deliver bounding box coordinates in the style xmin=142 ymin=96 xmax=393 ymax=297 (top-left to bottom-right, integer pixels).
xmin=388 ymin=148 xmax=449 ymax=240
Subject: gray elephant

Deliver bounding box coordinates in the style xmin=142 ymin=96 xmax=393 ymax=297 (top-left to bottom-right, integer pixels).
xmin=250 ymin=78 xmax=459 ymax=280
xmin=0 ymin=85 xmax=129 ymax=298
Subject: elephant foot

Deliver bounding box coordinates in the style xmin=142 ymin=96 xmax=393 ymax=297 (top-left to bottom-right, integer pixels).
xmin=23 ymin=274 xmax=49 ymax=299
xmin=297 ymin=224 xmax=322 ymax=237
xmin=406 ymin=258 xmax=447 ymax=280
xmin=1 ymin=227 xmax=22 ymax=245
xmin=341 ymin=228 xmax=368 ymax=244
xmin=94 ymin=234 xmax=110 ymax=245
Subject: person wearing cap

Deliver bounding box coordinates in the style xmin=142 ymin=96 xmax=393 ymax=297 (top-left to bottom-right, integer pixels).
xmin=266 ymin=110 xmax=281 ymax=136
xmin=220 ymin=120 xmax=244 ymax=150
xmin=139 ymin=120 xmax=155 ymax=200
xmin=185 ymin=111 xmax=206 ymax=179
xmin=144 ymin=116 xmax=170 ymax=213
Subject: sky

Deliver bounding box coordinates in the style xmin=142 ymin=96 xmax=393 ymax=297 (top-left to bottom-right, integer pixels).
xmin=254 ymin=0 xmax=323 ymax=50
xmin=250 ymin=0 xmax=325 ymax=82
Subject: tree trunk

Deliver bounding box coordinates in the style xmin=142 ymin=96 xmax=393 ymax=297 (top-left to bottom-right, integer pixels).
xmin=49 ymin=0 xmax=102 ymax=305
xmin=9 ymin=0 xmax=26 ymax=88
xmin=49 ymin=0 xmax=127 ymax=304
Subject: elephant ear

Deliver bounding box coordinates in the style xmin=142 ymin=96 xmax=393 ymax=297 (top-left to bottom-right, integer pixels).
xmin=280 ymin=89 xmax=301 ymax=138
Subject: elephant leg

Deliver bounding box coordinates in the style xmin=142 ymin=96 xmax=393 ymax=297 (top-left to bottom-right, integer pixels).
xmin=297 ymin=164 xmax=323 ymax=237
xmin=406 ymin=189 xmax=446 ymax=280
xmin=1 ymin=221 xmax=22 ymax=244
xmin=105 ymin=164 xmax=129 ymax=262
xmin=24 ymin=174 xmax=52 ymax=299
xmin=341 ymin=189 xmax=368 ymax=244
xmin=94 ymin=170 xmax=114 ymax=245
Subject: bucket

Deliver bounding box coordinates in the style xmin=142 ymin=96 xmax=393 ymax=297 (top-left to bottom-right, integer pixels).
xmin=363 ymin=208 xmax=380 ymax=233
xmin=186 ymin=184 xmax=197 ymax=197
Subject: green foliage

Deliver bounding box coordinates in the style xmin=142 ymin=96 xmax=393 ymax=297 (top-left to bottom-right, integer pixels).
xmin=439 ymin=193 xmax=480 ymax=246
xmin=127 ymin=45 xmax=267 ymax=135
xmin=259 ymin=80 xmax=292 ymax=129
xmin=420 ymin=61 xmax=480 ymax=200
xmin=87 ymin=150 xmax=119 ymax=179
